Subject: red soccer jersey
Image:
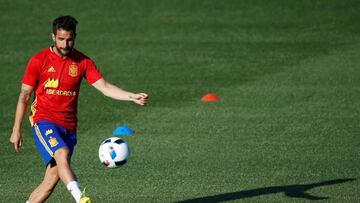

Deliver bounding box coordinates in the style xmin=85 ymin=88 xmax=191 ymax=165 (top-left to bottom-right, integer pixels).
xmin=22 ymin=47 xmax=103 ymax=132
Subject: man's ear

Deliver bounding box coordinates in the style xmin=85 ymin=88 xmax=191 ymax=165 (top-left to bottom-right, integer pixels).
xmin=51 ymin=33 xmax=55 ymax=42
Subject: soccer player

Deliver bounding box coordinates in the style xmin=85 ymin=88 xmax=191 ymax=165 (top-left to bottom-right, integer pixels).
xmin=9 ymin=15 xmax=148 ymax=203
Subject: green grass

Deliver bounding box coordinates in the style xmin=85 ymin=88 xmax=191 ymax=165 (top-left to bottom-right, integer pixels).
xmin=1 ymin=0 xmax=360 ymax=202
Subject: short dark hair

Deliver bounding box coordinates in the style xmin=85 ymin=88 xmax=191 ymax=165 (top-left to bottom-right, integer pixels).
xmin=52 ymin=15 xmax=78 ymax=35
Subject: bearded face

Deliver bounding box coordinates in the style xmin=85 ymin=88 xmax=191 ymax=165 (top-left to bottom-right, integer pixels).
xmin=52 ymin=29 xmax=76 ymax=57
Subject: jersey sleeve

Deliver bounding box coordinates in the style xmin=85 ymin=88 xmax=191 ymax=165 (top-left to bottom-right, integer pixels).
xmin=84 ymin=59 xmax=103 ymax=84
xmin=21 ymin=57 xmax=41 ymax=87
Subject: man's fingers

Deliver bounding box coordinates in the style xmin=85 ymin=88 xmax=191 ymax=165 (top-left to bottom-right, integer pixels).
xmin=14 ymin=143 xmax=19 ymax=152
xmin=132 ymin=93 xmax=148 ymax=106
xmin=11 ymin=138 xmax=22 ymax=152
xmin=134 ymin=99 xmax=146 ymax=106
xmin=138 ymin=93 xmax=148 ymax=98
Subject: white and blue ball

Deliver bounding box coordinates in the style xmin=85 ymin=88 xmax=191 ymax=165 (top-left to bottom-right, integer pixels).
xmin=98 ymin=137 xmax=129 ymax=168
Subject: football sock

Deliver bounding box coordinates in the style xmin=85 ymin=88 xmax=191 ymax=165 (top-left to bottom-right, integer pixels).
xmin=66 ymin=181 xmax=82 ymax=203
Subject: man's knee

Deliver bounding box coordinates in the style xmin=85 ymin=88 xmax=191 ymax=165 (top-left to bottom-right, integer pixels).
xmin=53 ymin=147 xmax=71 ymax=162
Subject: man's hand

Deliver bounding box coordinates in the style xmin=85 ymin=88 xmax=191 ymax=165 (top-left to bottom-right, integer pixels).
xmin=10 ymin=131 xmax=22 ymax=152
xmin=132 ymin=93 xmax=148 ymax=106
xmin=92 ymin=78 xmax=149 ymax=105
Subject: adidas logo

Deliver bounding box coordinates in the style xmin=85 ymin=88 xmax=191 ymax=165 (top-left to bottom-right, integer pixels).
xmin=48 ymin=66 xmax=56 ymax=72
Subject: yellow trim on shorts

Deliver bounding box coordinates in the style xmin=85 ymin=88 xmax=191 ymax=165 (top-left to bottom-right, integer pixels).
xmin=34 ymin=123 xmax=53 ymax=156
xmin=29 ymin=98 xmax=37 ymax=127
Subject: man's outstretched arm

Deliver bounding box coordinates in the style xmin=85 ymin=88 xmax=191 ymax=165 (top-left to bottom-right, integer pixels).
xmin=92 ymin=78 xmax=148 ymax=106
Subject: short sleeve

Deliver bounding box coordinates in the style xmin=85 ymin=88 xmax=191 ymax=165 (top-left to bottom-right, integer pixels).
xmin=84 ymin=59 xmax=103 ymax=84
xmin=21 ymin=57 xmax=41 ymax=87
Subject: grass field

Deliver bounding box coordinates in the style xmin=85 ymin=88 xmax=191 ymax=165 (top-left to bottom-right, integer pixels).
xmin=1 ymin=0 xmax=360 ymax=202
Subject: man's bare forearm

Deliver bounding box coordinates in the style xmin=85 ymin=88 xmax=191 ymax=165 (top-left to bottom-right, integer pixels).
xmin=12 ymin=88 xmax=32 ymax=131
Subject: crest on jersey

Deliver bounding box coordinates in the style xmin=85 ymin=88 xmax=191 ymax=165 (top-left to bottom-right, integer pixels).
xmin=69 ymin=64 xmax=78 ymax=77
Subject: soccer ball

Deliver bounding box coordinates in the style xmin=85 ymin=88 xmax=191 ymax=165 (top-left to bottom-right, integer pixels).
xmin=98 ymin=137 xmax=130 ymax=168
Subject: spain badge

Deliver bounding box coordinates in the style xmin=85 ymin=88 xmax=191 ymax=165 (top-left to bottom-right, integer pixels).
xmin=49 ymin=136 xmax=59 ymax=147
xmin=69 ymin=64 xmax=78 ymax=77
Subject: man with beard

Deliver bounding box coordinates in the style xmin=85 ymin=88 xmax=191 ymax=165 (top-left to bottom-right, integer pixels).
xmin=10 ymin=16 xmax=148 ymax=203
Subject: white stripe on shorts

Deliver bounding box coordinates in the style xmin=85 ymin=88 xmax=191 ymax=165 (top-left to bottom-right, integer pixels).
xmin=34 ymin=123 xmax=54 ymax=156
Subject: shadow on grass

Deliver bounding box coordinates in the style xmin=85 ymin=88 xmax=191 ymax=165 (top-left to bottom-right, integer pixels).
xmin=175 ymin=178 xmax=355 ymax=203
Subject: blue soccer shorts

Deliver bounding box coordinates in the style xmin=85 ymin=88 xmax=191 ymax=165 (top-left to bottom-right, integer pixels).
xmin=32 ymin=120 xmax=77 ymax=166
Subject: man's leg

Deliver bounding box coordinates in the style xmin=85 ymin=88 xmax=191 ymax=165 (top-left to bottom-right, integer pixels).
xmin=53 ymin=147 xmax=76 ymax=185
xmin=53 ymin=147 xmax=83 ymax=203
xmin=28 ymin=164 xmax=60 ymax=203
